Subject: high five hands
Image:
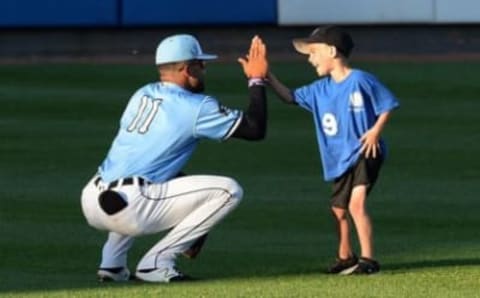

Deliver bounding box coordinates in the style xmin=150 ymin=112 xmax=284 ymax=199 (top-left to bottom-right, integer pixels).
xmin=238 ymin=35 xmax=268 ymax=79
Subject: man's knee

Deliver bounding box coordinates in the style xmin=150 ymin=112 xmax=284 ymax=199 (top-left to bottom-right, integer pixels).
xmin=228 ymin=178 xmax=244 ymax=200
xmin=220 ymin=177 xmax=243 ymax=205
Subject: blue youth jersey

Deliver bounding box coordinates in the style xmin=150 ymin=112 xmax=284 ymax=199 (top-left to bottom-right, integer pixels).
xmin=99 ymin=82 xmax=242 ymax=183
xmin=293 ymin=69 xmax=399 ymax=181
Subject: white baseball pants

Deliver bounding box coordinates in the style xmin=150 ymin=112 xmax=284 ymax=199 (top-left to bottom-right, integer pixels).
xmin=81 ymin=174 xmax=243 ymax=271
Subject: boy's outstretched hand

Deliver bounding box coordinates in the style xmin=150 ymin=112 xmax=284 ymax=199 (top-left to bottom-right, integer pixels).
xmin=238 ymin=35 xmax=268 ymax=79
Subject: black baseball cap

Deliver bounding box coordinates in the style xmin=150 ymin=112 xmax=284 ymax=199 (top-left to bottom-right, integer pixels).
xmin=292 ymin=26 xmax=354 ymax=58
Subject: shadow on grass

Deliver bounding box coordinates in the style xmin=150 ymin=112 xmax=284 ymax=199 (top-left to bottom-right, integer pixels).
xmin=207 ymin=257 xmax=480 ymax=281
xmin=384 ymin=258 xmax=480 ymax=272
xmin=1 ymin=257 xmax=480 ymax=294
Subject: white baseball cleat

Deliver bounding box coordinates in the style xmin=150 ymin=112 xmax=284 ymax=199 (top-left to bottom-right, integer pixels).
xmin=97 ymin=267 xmax=131 ymax=282
xmin=135 ymin=266 xmax=194 ymax=283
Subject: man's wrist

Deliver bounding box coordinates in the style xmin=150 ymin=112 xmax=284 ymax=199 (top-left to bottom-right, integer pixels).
xmin=248 ymin=78 xmax=265 ymax=87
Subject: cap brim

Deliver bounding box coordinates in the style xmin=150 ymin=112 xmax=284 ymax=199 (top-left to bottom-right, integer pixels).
xmin=196 ymin=54 xmax=217 ymax=60
xmin=292 ymin=38 xmax=314 ymax=55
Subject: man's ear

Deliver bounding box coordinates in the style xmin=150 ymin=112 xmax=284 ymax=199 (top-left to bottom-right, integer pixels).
xmin=174 ymin=62 xmax=191 ymax=80
xmin=176 ymin=62 xmax=187 ymax=72
xmin=185 ymin=63 xmax=195 ymax=77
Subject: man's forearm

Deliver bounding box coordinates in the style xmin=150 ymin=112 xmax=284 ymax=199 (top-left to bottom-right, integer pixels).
xmin=231 ymin=84 xmax=267 ymax=140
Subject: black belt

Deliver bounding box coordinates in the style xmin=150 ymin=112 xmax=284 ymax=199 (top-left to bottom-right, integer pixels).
xmin=94 ymin=176 xmax=149 ymax=189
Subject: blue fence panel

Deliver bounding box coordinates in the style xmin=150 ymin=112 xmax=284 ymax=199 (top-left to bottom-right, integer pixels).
xmin=0 ymin=0 xmax=119 ymax=27
xmin=121 ymin=0 xmax=277 ymax=26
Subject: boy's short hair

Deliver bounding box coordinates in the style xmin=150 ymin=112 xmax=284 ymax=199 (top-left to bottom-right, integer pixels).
xmin=293 ymin=26 xmax=354 ymax=58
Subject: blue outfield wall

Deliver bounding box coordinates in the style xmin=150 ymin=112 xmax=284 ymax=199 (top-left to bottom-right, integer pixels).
xmin=121 ymin=0 xmax=277 ymax=25
xmin=0 ymin=0 xmax=277 ymax=27
xmin=0 ymin=0 xmax=119 ymax=27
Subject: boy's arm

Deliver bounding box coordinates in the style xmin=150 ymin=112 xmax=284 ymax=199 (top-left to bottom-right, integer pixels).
xmin=267 ymin=71 xmax=296 ymax=104
xmin=360 ymin=111 xmax=392 ymax=158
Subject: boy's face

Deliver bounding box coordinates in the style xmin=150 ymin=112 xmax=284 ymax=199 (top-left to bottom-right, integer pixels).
xmin=305 ymin=43 xmax=335 ymax=76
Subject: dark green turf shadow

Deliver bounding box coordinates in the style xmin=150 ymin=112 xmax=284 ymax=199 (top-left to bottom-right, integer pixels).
xmin=385 ymin=258 xmax=480 ymax=271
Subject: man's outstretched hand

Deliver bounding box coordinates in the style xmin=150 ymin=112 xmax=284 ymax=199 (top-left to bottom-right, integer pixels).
xmin=238 ymin=35 xmax=268 ymax=79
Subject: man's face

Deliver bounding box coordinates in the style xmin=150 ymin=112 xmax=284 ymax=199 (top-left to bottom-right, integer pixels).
xmin=306 ymin=43 xmax=334 ymax=76
xmin=186 ymin=60 xmax=206 ymax=93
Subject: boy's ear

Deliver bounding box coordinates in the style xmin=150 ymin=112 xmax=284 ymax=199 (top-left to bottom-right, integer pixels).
xmin=329 ymin=45 xmax=338 ymax=58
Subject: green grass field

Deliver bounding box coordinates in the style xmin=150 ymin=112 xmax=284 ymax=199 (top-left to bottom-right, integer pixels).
xmin=1 ymin=61 xmax=479 ymax=297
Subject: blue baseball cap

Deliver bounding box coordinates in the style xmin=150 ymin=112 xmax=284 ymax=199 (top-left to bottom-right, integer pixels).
xmin=155 ymin=34 xmax=217 ymax=65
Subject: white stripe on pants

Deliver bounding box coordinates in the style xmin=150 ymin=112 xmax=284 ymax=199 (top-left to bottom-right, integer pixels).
xmin=81 ymin=175 xmax=243 ymax=270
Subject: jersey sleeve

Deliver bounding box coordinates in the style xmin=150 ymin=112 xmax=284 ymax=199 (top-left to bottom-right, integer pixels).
xmin=194 ymin=96 xmax=243 ymax=141
xmin=362 ymin=74 xmax=400 ymax=115
xmin=293 ymin=83 xmax=316 ymax=112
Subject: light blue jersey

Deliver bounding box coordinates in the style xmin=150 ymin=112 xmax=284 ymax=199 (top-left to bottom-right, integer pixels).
xmin=293 ymin=69 xmax=399 ymax=181
xmin=99 ymin=82 xmax=242 ymax=183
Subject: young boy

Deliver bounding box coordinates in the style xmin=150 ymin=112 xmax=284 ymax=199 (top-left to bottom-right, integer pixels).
xmin=267 ymin=26 xmax=399 ymax=274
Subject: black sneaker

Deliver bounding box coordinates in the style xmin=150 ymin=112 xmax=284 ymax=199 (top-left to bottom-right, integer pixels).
xmin=326 ymin=255 xmax=359 ymax=275
xmin=353 ymin=257 xmax=380 ymax=274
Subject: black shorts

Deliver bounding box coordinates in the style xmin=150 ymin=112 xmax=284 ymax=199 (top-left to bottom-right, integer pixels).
xmin=331 ymin=155 xmax=384 ymax=209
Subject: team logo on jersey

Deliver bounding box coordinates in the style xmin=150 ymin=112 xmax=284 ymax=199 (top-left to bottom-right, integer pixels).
xmin=218 ymin=103 xmax=231 ymax=116
xmin=349 ymin=91 xmax=364 ymax=112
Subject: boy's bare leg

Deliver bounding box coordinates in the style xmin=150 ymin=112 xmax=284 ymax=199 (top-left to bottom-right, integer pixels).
xmin=331 ymin=207 xmax=353 ymax=259
xmin=348 ymin=185 xmax=373 ymax=258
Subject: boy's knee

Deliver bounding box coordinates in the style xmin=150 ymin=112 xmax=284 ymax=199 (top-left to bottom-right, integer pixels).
xmin=331 ymin=206 xmax=348 ymax=220
xmin=348 ymin=201 xmax=367 ymax=217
